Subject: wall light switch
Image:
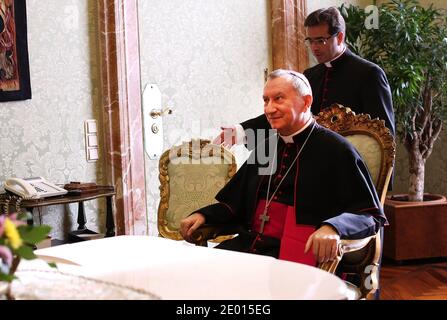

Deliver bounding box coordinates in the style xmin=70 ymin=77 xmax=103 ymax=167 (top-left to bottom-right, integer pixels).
xmin=86 ymin=120 xmax=97 ymax=133
xmin=88 ymin=148 xmax=99 ymax=160
xmin=84 ymin=119 xmax=99 ymax=162
xmin=88 ymin=135 xmax=98 ymax=147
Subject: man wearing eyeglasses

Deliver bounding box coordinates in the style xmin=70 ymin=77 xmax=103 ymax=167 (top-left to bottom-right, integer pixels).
xmin=215 ymin=7 xmax=395 ymax=147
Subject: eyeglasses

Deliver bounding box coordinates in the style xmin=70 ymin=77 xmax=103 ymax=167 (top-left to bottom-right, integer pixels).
xmin=304 ymin=33 xmax=339 ymax=47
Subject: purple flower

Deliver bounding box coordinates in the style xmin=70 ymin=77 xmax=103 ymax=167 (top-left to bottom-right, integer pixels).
xmin=0 ymin=245 xmax=13 ymax=267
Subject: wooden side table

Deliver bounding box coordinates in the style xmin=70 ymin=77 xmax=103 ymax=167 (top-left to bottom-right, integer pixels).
xmin=19 ymin=186 xmax=116 ymax=238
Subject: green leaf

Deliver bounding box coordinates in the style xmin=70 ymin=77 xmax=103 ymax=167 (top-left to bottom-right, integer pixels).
xmin=18 ymin=225 xmax=51 ymax=244
xmin=15 ymin=245 xmax=37 ymax=260
xmin=0 ymin=273 xmax=16 ymax=282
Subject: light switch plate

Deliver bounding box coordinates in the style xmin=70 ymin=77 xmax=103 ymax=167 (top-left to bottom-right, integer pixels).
xmin=84 ymin=119 xmax=99 ymax=162
xmin=88 ymin=135 xmax=98 ymax=147
xmin=88 ymin=148 xmax=99 ymax=160
xmin=86 ymin=120 xmax=97 ymax=133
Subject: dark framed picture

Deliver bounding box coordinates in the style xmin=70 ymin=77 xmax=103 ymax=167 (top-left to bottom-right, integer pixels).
xmin=0 ymin=0 xmax=31 ymax=102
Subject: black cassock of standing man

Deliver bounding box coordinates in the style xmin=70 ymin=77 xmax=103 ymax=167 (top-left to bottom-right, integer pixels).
xmin=181 ymin=69 xmax=387 ymax=265
xmin=216 ymin=7 xmax=395 ymax=148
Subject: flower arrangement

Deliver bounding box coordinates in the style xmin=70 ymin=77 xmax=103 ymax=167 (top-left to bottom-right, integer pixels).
xmin=0 ymin=212 xmax=52 ymax=282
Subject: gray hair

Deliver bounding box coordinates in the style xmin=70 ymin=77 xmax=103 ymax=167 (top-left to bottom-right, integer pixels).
xmin=267 ymin=69 xmax=313 ymax=98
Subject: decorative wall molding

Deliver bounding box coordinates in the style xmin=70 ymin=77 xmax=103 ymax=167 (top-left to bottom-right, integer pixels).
xmin=271 ymin=0 xmax=308 ymax=72
xmin=97 ymin=0 xmax=147 ymax=235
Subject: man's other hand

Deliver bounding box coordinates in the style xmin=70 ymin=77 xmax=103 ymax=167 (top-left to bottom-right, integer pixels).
xmin=180 ymin=213 xmax=206 ymax=243
xmin=212 ymin=126 xmax=237 ymax=147
xmin=304 ymin=224 xmax=340 ymax=263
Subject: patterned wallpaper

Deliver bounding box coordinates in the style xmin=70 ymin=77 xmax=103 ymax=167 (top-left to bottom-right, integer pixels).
xmin=0 ymin=0 xmax=105 ymax=240
xmin=137 ymin=0 xmax=271 ymax=235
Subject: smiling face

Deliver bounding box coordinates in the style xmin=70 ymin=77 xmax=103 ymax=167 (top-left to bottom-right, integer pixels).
xmin=306 ymin=23 xmax=345 ymax=64
xmin=263 ymin=77 xmax=312 ymax=136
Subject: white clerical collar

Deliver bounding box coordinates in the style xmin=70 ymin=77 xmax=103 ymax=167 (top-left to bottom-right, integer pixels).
xmin=279 ymin=117 xmax=314 ymax=143
xmin=324 ymin=45 xmax=346 ymax=68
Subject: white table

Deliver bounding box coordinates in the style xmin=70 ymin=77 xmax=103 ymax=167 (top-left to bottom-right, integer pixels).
xmin=18 ymin=236 xmax=348 ymax=300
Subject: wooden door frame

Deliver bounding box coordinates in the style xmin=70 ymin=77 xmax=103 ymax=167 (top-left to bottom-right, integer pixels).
xmin=97 ymin=0 xmax=308 ymax=235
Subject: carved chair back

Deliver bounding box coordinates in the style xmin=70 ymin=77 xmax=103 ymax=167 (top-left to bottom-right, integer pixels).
xmin=157 ymin=139 xmax=236 ymax=240
xmin=315 ymin=104 xmax=395 ymax=205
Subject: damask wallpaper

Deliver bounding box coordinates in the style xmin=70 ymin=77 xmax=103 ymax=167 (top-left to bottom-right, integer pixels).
xmin=0 ymin=0 xmax=105 ymax=240
xmin=137 ymin=0 xmax=271 ymax=235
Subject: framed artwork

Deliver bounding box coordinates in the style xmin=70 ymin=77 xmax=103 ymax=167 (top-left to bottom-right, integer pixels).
xmin=0 ymin=0 xmax=31 ymax=102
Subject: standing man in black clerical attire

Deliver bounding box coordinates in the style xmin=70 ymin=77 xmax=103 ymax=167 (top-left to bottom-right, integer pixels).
xmin=215 ymin=7 xmax=395 ymax=148
xmin=181 ymin=69 xmax=387 ymax=265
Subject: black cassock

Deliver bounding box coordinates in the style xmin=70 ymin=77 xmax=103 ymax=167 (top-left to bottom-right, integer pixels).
xmin=196 ymin=122 xmax=387 ymax=259
xmin=241 ymin=49 xmax=395 ymax=138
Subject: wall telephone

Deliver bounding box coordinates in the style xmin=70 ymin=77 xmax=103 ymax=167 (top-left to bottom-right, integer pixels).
xmin=4 ymin=177 xmax=68 ymax=199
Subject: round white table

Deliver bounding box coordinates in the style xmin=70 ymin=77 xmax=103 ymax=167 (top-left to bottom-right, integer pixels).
xmin=22 ymin=235 xmax=349 ymax=300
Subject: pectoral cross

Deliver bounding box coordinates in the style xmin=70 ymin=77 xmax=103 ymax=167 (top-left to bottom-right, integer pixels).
xmin=259 ymin=207 xmax=270 ymax=234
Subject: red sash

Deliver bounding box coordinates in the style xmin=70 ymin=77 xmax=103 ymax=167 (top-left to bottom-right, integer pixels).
xmin=279 ymin=206 xmax=316 ymax=266
xmin=252 ymin=199 xmax=287 ymax=239
xmin=252 ymin=200 xmax=316 ymax=266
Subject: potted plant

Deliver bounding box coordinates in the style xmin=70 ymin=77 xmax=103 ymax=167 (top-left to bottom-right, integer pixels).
xmin=340 ymin=0 xmax=447 ymax=260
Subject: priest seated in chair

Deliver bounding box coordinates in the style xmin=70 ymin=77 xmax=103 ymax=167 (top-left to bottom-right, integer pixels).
xmin=180 ymin=69 xmax=387 ymax=266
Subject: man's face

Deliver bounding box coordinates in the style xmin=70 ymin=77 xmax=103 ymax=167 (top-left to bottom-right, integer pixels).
xmin=263 ymin=77 xmax=310 ymax=136
xmin=305 ymin=23 xmax=344 ymax=64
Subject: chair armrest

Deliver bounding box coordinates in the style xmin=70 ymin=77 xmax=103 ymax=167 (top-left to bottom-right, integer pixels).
xmin=190 ymin=224 xmax=239 ymax=247
xmin=318 ymin=235 xmax=376 ymax=273
xmin=339 ymin=235 xmax=376 ymax=254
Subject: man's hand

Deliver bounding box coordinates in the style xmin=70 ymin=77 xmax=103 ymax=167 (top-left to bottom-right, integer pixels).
xmin=180 ymin=213 xmax=206 ymax=243
xmin=212 ymin=126 xmax=237 ymax=147
xmin=304 ymin=224 xmax=340 ymax=263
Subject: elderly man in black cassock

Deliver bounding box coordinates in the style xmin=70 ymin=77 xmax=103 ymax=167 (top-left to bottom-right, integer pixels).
xmin=181 ymin=69 xmax=387 ymax=265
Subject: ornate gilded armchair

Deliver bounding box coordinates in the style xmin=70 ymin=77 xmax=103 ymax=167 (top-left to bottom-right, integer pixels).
xmin=315 ymin=104 xmax=395 ymax=299
xmin=157 ymin=139 xmax=236 ymax=242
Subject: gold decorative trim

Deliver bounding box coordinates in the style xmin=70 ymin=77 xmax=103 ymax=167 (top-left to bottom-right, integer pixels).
xmin=157 ymin=139 xmax=237 ymax=240
xmin=315 ymin=104 xmax=396 ymax=205
xmin=0 ymin=193 xmax=22 ymax=214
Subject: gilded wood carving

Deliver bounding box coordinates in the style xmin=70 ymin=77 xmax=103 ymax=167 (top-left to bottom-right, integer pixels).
xmin=315 ymin=104 xmax=396 ymax=205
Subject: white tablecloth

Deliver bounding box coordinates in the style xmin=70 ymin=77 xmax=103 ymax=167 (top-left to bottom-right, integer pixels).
xmin=19 ymin=235 xmax=348 ymax=300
